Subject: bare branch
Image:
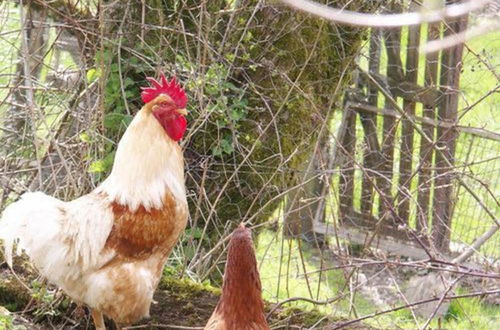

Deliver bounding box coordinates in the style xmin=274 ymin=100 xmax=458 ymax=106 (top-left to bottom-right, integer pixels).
xmin=279 ymin=0 xmax=489 ymax=27
xmin=424 ymin=18 xmax=500 ymax=53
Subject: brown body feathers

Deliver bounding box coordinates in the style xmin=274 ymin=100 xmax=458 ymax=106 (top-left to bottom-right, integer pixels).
xmin=205 ymin=224 xmax=270 ymax=330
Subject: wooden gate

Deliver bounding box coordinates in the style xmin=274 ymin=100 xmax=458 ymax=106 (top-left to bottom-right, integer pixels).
xmin=317 ymin=9 xmax=496 ymax=255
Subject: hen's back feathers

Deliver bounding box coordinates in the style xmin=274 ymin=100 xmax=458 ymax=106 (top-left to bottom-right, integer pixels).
xmin=205 ymin=224 xmax=270 ymax=330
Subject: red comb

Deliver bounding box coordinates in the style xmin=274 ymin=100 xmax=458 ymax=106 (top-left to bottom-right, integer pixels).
xmin=141 ymin=73 xmax=187 ymax=108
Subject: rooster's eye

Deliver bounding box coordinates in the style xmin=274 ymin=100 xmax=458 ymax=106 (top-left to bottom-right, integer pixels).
xmin=159 ymin=102 xmax=168 ymax=107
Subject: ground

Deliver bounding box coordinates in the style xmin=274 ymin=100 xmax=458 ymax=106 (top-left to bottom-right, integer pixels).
xmin=1 ymin=234 xmax=499 ymax=329
xmin=0 ymin=262 xmax=375 ymax=330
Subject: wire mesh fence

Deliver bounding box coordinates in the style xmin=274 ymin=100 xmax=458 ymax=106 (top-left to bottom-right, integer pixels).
xmin=452 ymin=131 xmax=499 ymax=259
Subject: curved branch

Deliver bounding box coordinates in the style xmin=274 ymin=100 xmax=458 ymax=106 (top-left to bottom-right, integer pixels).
xmin=279 ymin=0 xmax=489 ymax=27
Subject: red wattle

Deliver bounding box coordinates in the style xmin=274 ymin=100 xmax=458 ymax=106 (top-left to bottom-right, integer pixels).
xmin=164 ymin=115 xmax=187 ymax=141
xmin=153 ymin=106 xmax=187 ymax=141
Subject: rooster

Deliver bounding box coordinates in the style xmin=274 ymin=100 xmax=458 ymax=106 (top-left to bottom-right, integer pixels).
xmin=205 ymin=224 xmax=270 ymax=330
xmin=0 ymin=73 xmax=189 ymax=329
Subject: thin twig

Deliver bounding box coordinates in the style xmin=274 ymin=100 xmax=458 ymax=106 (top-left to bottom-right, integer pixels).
xmin=335 ymin=289 xmax=500 ymax=329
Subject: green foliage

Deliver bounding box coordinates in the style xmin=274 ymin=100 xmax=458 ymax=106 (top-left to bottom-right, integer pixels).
xmin=274 ymin=306 xmax=333 ymax=327
xmin=30 ymin=280 xmax=59 ymax=318
xmin=79 ymin=128 xmax=116 ymax=179
xmin=212 ymin=136 xmax=234 ymax=157
xmin=442 ymin=290 xmax=500 ymax=330
xmin=103 ymin=113 xmax=133 ymax=133
xmin=88 ymin=151 xmax=115 ymax=174
xmin=171 ymin=228 xmax=213 ymax=273
xmin=184 ymin=227 xmax=205 ymax=241
xmin=159 ymin=274 xmax=219 ymax=297
xmin=94 ymin=50 xmax=139 ymax=112
xmin=105 ymin=70 xmax=135 ymax=110
xmin=81 ymin=48 xmax=140 ymax=179
xmin=177 ymin=55 xmax=249 ymax=157
xmin=85 ymin=48 xmax=139 ymax=172
xmin=86 ymin=68 xmax=101 ymax=83
xmin=0 ymin=313 xmax=13 ymax=330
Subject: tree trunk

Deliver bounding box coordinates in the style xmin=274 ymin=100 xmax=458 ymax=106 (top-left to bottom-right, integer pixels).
xmin=98 ymin=0 xmax=371 ymax=234
xmin=2 ymin=5 xmax=48 ymax=157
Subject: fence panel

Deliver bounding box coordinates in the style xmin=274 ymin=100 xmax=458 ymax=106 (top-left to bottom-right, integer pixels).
xmin=327 ymin=10 xmax=498 ymax=259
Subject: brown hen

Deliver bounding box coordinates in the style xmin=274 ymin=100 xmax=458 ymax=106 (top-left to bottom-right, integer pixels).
xmin=205 ymin=224 xmax=270 ymax=330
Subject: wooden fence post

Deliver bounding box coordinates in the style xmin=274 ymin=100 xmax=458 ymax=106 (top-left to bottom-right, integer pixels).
xmin=379 ymin=25 xmax=402 ymax=222
xmin=397 ymin=19 xmax=420 ymax=224
xmin=360 ymin=29 xmax=381 ymax=216
xmin=432 ymin=14 xmax=468 ymax=251
xmin=339 ymin=107 xmax=357 ymax=221
xmin=416 ymin=22 xmax=440 ymax=232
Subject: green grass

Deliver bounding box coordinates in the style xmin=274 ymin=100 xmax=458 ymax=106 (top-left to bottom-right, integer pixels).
xmin=459 ymin=32 xmax=500 ymax=131
xmin=256 ymin=227 xmax=500 ymax=329
xmin=256 ymin=228 xmax=374 ymax=318
xmin=0 ymin=313 xmax=13 ymax=330
xmin=373 ymin=287 xmax=500 ymax=329
xmin=445 ymin=290 xmax=500 ymax=330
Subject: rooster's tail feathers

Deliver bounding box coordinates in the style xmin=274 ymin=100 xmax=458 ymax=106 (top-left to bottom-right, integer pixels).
xmin=0 ymin=192 xmax=63 ymax=267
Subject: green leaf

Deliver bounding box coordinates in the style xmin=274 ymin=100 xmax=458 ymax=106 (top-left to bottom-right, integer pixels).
xmin=186 ymin=227 xmax=204 ymax=239
xmin=212 ymin=145 xmax=223 ymax=157
xmin=86 ymin=68 xmax=101 ymax=83
xmin=225 ymin=53 xmax=235 ymax=62
xmin=124 ymin=77 xmax=134 ymax=87
xmin=109 ymin=78 xmax=120 ymax=91
xmin=229 ymin=98 xmax=248 ymax=121
xmin=220 ymin=138 xmax=234 ymax=154
xmin=243 ymin=31 xmax=253 ymax=43
xmin=216 ymin=118 xmax=228 ymax=128
xmin=89 ymin=160 xmax=107 ymax=173
xmin=89 ymin=152 xmax=115 ymax=173
xmin=79 ymin=132 xmax=91 ymax=143
xmin=104 ymin=113 xmax=133 ymax=131
xmin=129 ymin=57 xmax=139 ymax=65
xmin=205 ymin=84 xmax=219 ymax=96
xmin=223 ymin=81 xmax=239 ymax=91
xmin=230 ymin=109 xmax=243 ymax=121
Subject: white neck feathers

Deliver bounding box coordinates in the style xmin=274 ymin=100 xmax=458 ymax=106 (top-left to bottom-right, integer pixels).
xmin=97 ymin=109 xmax=186 ymax=211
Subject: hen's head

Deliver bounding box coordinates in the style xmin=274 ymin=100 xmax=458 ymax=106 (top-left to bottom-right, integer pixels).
xmin=227 ymin=223 xmax=255 ymax=270
xmin=141 ymin=73 xmax=188 ymax=141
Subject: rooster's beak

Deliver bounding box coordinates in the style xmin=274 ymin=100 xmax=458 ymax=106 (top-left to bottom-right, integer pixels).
xmin=176 ymin=108 xmax=188 ymax=116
